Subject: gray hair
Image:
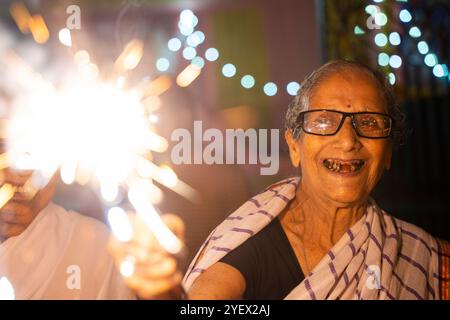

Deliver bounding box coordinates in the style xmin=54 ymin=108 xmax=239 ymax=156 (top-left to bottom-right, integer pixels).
xmin=285 ymin=59 xmax=407 ymax=147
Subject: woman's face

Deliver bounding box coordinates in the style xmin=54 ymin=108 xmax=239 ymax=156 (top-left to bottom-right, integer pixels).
xmin=286 ymin=70 xmax=392 ymax=207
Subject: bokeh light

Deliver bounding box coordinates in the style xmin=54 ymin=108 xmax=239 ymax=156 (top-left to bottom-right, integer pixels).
xmin=263 ymin=82 xmax=277 ymax=96
xmin=286 ymin=81 xmax=300 ymax=96
xmin=205 ymin=48 xmax=219 ymax=61
xmin=222 ymin=63 xmax=236 ymax=77
xmin=241 ymin=75 xmax=255 ymax=89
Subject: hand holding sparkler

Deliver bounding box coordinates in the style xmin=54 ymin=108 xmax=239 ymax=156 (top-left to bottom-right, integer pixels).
xmin=108 ymin=211 xmax=186 ymax=299
xmin=0 ymin=165 xmax=57 ymax=243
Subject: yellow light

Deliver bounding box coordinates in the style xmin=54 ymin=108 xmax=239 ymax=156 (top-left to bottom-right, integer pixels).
xmin=139 ymin=75 xmax=172 ymax=97
xmin=9 ymin=2 xmax=31 ymax=34
xmin=28 ymin=15 xmax=49 ymax=44
xmin=115 ymin=39 xmax=144 ymax=72
xmin=176 ymin=64 xmax=201 ymax=87
xmin=0 ymin=183 xmax=16 ymax=210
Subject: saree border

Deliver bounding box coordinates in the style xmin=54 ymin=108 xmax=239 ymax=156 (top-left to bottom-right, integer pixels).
xmin=437 ymin=238 xmax=450 ymax=300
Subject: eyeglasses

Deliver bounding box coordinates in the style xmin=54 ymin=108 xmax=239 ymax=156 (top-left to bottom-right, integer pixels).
xmin=297 ymin=109 xmax=393 ymax=139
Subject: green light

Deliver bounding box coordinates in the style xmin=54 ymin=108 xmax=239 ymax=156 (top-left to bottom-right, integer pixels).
xmin=354 ymin=25 xmax=365 ymax=35
xmin=409 ymin=26 xmax=421 ymax=38
xmin=374 ymin=33 xmax=388 ymax=47
xmin=378 ymin=53 xmax=390 ymax=66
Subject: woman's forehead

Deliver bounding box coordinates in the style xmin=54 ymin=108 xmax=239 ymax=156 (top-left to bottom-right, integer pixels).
xmin=308 ymin=71 xmax=386 ymax=112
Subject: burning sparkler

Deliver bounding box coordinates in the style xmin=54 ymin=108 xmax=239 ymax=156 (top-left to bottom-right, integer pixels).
xmin=1 ymin=1 xmax=203 ymax=279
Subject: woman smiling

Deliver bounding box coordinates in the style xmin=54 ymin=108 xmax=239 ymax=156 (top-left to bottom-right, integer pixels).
xmin=109 ymin=60 xmax=450 ymax=300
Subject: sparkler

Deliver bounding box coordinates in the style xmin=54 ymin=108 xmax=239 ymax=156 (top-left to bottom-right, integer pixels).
xmin=1 ymin=1 xmax=203 ymax=281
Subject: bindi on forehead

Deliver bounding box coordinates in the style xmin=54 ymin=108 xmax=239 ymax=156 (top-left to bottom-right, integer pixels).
xmin=346 ymin=104 xmax=351 ymax=109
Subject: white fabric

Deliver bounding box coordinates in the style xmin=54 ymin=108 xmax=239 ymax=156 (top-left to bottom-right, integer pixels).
xmin=0 ymin=202 xmax=135 ymax=300
xmin=183 ymin=177 xmax=441 ymax=300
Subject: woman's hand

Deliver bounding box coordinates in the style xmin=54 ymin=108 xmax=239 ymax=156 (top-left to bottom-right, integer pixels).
xmin=108 ymin=213 xmax=186 ymax=299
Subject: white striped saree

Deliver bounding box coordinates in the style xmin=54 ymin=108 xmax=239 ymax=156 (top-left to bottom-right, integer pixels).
xmin=182 ymin=177 xmax=450 ymax=300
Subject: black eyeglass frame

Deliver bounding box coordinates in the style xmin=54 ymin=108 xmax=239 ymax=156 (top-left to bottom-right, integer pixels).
xmin=297 ymin=109 xmax=394 ymax=139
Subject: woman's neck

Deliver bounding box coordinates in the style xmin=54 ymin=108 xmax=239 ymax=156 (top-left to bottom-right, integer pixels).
xmin=287 ymin=182 xmax=367 ymax=248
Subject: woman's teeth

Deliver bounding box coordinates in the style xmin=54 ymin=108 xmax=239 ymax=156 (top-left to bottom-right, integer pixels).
xmin=323 ymin=159 xmax=365 ymax=173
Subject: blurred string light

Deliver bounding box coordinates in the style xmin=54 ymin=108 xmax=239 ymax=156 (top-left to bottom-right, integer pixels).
xmin=399 ymin=8 xmax=412 ymax=23
xmin=388 ymin=32 xmax=401 ymax=46
xmin=408 ymin=26 xmax=421 ymax=38
xmin=263 ymin=82 xmax=277 ymax=96
xmin=186 ymin=31 xmax=205 ymax=47
xmin=169 ymin=9 xmax=297 ymax=96
xmin=153 ymin=9 xmax=207 ymax=91
xmin=156 ymin=57 xmax=170 ymax=72
xmin=374 ymin=33 xmax=388 ymax=47
xmin=167 ymin=38 xmax=182 ymax=52
xmin=424 ymin=53 xmax=438 ymax=67
xmin=433 ymin=64 xmax=449 ymax=78
xmin=362 ymin=2 xmax=449 ymax=84
xmin=389 ymin=55 xmax=402 ymax=68
xmin=378 ymin=52 xmax=390 ymax=67
xmin=191 ymin=56 xmax=205 ymax=69
xmin=286 ymin=81 xmax=300 ymax=96
xmin=182 ymin=46 xmax=196 ymax=60
xmin=241 ymin=75 xmax=255 ymax=89
xmin=178 ymin=9 xmax=196 ymax=36
xmin=374 ymin=12 xmax=388 ymax=27
xmin=222 ymin=63 xmax=236 ymax=78
xmin=363 ymin=4 xmax=397 ymax=84
xmin=388 ymin=72 xmax=396 ymax=85
xmin=354 ymin=25 xmax=365 ymax=35
xmin=395 ymin=4 xmax=449 ymax=79
xmin=417 ymin=41 xmax=429 ymax=54
xmin=204 ymin=47 xmax=219 ymax=61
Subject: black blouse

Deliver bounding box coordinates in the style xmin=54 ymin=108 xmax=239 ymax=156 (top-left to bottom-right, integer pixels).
xmin=220 ymin=217 xmax=305 ymax=299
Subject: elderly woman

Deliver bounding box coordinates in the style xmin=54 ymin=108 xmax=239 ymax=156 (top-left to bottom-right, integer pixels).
xmin=110 ymin=60 xmax=450 ymax=300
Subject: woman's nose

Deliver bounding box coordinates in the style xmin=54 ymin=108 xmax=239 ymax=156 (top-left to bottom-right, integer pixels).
xmin=333 ymin=117 xmax=362 ymax=151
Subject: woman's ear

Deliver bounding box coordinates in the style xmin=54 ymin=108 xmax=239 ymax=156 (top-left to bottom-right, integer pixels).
xmin=285 ymin=130 xmax=301 ymax=168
